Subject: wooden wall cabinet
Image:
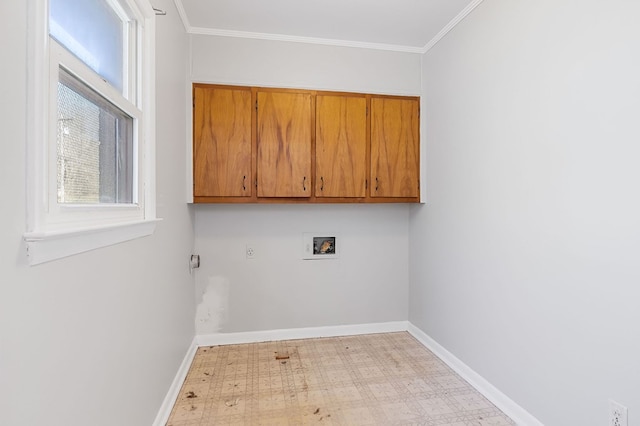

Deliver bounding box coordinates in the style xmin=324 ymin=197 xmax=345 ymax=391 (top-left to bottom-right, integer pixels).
xmin=370 ymin=97 xmax=420 ymax=198
xmin=257 ymin=91 xmax=312 ymax=198
xmin=315 ymin=94 xmax=367 ymax=198
xmin=193 ymin=85 xmax=252 ymax=198
xmin=192 ymin=84 xmax=419 ymax=203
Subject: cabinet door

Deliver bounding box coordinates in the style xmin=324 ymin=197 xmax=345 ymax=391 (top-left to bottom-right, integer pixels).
xmin=257 ymin=91 xmax=311 ymax=197
xmin=193 ymin=86 xmax=252 ymax=197
xmin=370 ymin=97 xmax=419 ymax=198
xmin=315 ymin=95 xmax=367 ymax=198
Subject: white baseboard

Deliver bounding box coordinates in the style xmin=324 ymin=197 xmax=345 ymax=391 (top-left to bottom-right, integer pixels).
xmin=406 ymin=323 xmax=543 ymax=426
xmin=154 ymin=322 xmax=542 ymax=426
xmin=152 ymin=337 xmax=198 ymax=426
xmin=196 ymin=321 xmax=409 ymax=346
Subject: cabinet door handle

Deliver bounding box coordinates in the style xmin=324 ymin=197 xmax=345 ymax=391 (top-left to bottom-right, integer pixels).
xmin=320 ymin=176 xmax=324 ymax=191
xmin=303 ymin=176 xmax=307 ymax=191
xmin=375 ymin=177 xmax=379 ymax=191
xmin=242 ymin=175 xmax=246 ymax=191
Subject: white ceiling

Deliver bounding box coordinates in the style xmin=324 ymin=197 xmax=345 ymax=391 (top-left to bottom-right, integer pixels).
xmin=174 ymin=0 xmax=482 ymax=53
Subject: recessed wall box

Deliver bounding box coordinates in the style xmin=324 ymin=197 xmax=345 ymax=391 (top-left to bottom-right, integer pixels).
xmin=303 ymin=233 xmax=339 ymax=260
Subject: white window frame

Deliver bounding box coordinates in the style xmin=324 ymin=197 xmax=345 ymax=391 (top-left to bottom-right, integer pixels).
xmin=24 ymin=0 xmax=159 ymax=265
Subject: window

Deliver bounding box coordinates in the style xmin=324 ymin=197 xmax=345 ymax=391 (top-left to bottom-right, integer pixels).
xmin=24 ymin=0 xmax=158 ymax=265
xmin=49 ymin=0 xmax=126 ymax=92
xmin=56 ymin=67 xmax=135 ymax=205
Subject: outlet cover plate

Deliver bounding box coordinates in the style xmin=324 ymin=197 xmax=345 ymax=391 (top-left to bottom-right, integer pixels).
xmin=609 ymin=399 xmax=628 ymax=426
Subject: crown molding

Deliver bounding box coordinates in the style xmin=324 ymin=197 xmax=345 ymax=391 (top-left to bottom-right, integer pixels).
xmin=173 ymin=0 xmax=191 ymax=32
xmin=421 ymin=0 xmax=484 ymax=53
xmin=187 ymin=26 xmax=425 ymax=53
xmin=173 ymin=0 xmax=483 ymax=55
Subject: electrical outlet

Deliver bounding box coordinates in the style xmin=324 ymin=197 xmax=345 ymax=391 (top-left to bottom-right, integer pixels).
xmin=246 ymin=245 xmax=256 ymax=259
xmin=609 ymin=399 xmax=628 ymax=426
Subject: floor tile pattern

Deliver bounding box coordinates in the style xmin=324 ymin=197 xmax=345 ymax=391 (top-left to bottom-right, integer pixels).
xmin=166 ymin=332 xmax=514 ymax=425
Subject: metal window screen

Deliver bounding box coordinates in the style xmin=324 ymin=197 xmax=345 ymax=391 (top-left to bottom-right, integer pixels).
xmin=56 ymin=68 xmax=134 ymax=204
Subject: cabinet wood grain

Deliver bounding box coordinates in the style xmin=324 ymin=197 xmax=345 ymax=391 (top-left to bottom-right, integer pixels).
xmin=370 ymin=97 xmax=420 ymax=198
xmin=257 ymin=91 xmax=312 ymax=198
xmin=192 ymin=83 xmax=420 ymax=204
xmin=315 ymin=94 xmax=367 ymax=198
xmin=193 ymin=86 xmax=252 ymax=197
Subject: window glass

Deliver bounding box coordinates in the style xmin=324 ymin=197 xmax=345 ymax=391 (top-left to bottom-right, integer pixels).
xmin=57 ymin=67 xmax=134 ymax=204
xmin=49 ymin=0 xmax=125 ymax=92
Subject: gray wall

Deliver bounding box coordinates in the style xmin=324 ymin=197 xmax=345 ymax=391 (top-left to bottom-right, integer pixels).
xmin=195 ymin=204 xmax=409 ymax=333
xmin=190 ymin=35 xmax=422 ymax=95
xmin=0 ymin=1 xmax=195 ymax=425
xmin=410 ymin=1 xmax=640 ymax=425
xmin=190 ymin=35 xmax=420 ymax=333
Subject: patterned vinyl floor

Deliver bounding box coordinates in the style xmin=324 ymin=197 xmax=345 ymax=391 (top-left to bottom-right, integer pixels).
xmin=166 ymin=332 xmax=514 ymax=425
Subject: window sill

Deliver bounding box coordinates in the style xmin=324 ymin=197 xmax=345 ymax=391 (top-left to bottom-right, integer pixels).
xmin=23 ymin=218 xmax=161 ymax=265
